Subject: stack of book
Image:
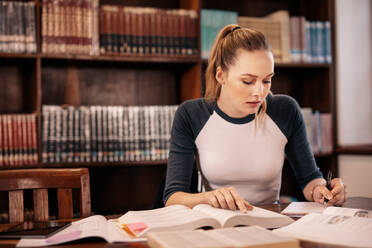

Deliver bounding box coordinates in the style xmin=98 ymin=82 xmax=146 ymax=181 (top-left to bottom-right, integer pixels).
xmin=200 ymin=9 xmax=238 ymax=60
xmin=238 ymin=10 xmax=291 ymax=63
xmin=236 ymin=10 xmax=332 ymax=64
xmin=0 ymin=114 xmax=38 ymax=167
xmin=41 ymin=0 xmax=100 ymax=55
xmin=42 ymin=105 xmax=178 ymax=164
xmin=0 ymin=1 xmax=36 ymax=54
xmin=301 ymin=108 xmax=333 ymax=154
xmin=290 ymin=17 xmax=331 ymax=63
xmin=99 ymin=6 xmax=198 ymax=56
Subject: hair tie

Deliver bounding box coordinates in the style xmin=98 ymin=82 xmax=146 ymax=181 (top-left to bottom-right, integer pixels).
xmin=232 ymin=26 xmax=241 ymax=32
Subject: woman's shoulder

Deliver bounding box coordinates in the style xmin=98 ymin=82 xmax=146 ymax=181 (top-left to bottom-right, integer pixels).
xmin=266 ymin=94 xmax=301 ymax=113
xmin=178 ymin=98 xmax=215 ymax=114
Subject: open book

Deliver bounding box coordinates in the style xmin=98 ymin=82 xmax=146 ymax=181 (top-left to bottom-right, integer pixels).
xmin=147 ymin=226 xmax=299 ymax=248
xmin=117 ymin=204 xmax=294 ymax=237
xmin=17 ymin=204 xmax=294 ymax=247
xmin=274 ymin=209 xmax=372 ymax=247
xmin=281 ymin=201 xmax=372 ymax=218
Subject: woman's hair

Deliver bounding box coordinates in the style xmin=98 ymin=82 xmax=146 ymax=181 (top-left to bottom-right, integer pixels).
xmin=205 ymin=24 xmax=272 ymax=125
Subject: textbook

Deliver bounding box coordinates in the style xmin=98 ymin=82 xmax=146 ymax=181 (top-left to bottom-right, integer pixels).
xmin=147 ymin=226 xmax=299 ymax=248
xmin=281 ymin=201 xmax=372 ymax=218
xmin=17 ymin=204 xmax=294 ymax=247
xmin=273 ymin=212 xmax=372 ymax=247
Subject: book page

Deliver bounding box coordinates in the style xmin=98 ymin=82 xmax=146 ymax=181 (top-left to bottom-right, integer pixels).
xmin=147 ymin=226 xmax=299 ymax=248
xmin=117 ymin=205 xmax=221 ymax=237
xmin=192 ymin=204 xmax=294 ymax=229
xmin=274 ymin=213 xmax=372 ymax=247
xmin=17 ymin=215 xmax=110 ymax=247
xmin=323 ymin=207 xmax=372 ymax=218
xmin=281 ymin=202 xmax=327 ymax=217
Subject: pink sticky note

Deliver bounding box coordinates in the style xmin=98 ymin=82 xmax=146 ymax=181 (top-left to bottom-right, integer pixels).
xmin=46 ymin=230 xmax=82 ymax=243
xmin=126 ymin=222 xmax=148 ymax=235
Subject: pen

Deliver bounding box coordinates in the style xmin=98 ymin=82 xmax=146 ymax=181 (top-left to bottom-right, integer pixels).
xmin=324 ymin=170 xmax=332 ymax=206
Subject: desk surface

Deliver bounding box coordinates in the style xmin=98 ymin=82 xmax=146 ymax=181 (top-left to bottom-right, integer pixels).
xmin=1 ymin=197 xmax=371 ymax=248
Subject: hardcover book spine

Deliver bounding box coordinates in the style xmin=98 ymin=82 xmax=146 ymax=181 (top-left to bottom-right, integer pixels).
xmin=99 ymin=6 xmax=106 ymax=54
xmin=55 ymin=106 xmax=61 ymax=163
xmin=90 ymin=106 xmax=97 ymax=162
xmin=21 ymin=115 xmax=28 ymax=165
xmin=31 ymin=115 xmax=38 ymax=165
xmin=3 ymin=115 xmax=9 ymax=166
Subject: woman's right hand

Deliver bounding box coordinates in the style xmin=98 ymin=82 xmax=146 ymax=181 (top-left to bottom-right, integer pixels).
xmin=203 ymin=187 xmax=253 ymax=213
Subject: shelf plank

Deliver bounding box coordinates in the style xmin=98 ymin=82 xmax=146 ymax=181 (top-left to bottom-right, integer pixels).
xmin=0 ymin=160 xmax=168 ymax=170
xmin=275 ymin=63 xmax=331 ymax=68
xmin=336 ymin=145 xmax=372 ymax=155
xmin=201 ymin=59 xmax=331 ymax=68
xmin=0 ymin=53 xmax=37 ymax=59
xmin=40 ymin=54 xmax=200 ymax=64
xmin=314 ymin=151 xmax=334 ymax=157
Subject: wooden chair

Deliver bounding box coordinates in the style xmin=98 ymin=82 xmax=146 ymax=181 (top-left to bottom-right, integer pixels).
xmin=0 ymin=168 xmax=91 ymax=223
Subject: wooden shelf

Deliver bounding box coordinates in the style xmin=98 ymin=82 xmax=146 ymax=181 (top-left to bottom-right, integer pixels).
xmin=336 ymin=145 xmax=372 ymax=155
xmin=314 ymin=151 xmax=334 ymax=157
xmin=275 ymin=63 xmax=331 ymax=68
xmin=40 ymin=54 xmax=201 ymax=64
xmin=44 ymin=160 xmax=168 ymax=167
xmin=0 ymin=160 xmax=168 ymax=170
xmin=202 ymin=59 xmax=331 ymax=68
xmin=0 ymin=53 xmax=37 ymax=59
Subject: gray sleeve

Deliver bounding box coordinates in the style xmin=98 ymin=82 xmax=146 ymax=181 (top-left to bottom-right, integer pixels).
xmin=163 ymin=99 xmax=213 ymax=204
xmin=267 ymin=95 xmax=323 ymax=190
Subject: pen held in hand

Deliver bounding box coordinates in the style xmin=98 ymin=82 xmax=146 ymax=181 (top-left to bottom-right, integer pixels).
xmin=323 ymin=170 xmax=333 ymax=206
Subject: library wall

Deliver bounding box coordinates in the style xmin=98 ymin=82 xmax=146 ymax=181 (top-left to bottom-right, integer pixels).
xmin=336 ymin=0 xmax=372 ymax=145
xmin=336 ymin=0 xmax=372 ymax=198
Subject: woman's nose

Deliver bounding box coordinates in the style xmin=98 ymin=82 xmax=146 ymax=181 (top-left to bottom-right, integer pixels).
xmin=252 ymin=82 xmax=264 ymax=96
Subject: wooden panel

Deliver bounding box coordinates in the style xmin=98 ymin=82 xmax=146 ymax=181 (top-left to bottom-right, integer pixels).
xmin=181 ymin=63 xmax=202 ymax=101
xmin=80 ymin=174 xmax=91 ymax=217
xmin=57 ymin=188 xmax=73 ymax=219
xmin=42 ymin=64 xmax=178 ymax=106
xmin=90 ymin=165 xmax=166 ymax=214
xmin=0 ymin=59 xmax=36 ymax=114
xmin=9 ymin=190 xmax=24 ymax=223
xmin=65 ymin=66 xmax=81 ymax=107
xmin=33 ymin=189 xmax=49 ymax=221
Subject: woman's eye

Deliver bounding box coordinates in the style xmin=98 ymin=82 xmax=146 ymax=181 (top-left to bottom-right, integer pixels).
xmin=242 ymin=81 xmax=253 ymax=85
xmin=263 ymin=80 xmax=272 ymax=84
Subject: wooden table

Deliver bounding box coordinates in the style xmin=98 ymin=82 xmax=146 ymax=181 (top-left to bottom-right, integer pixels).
xmin=1 ymin=197 xmax=371 ymax=248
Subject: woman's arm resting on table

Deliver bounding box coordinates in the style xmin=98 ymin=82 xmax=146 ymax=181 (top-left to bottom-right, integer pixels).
xmin=165 ymin=187 xmax=253 ymax=213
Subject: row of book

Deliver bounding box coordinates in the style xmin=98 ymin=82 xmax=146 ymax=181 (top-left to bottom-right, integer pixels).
xmin=41 ymin=0 xmax=198 ymax=56
xmin=201 ymin=9 xmax=332 ymax=63
xmin=0 ymin=114 xmax=38 ymax=167
xmin=99 ymin=6 xmax=198 ymax=56
xmin=42 ymin=105 xmax=177 ymax=164
xmin=301 ymin=109 xmax=333 ymax=154
xmin=290 ymin=17 xmax=331 ymax=63
xmin=42 ymin=0 xmax=100 ymax=55
xmin=0 ymin=1 xmax=37 ymax=54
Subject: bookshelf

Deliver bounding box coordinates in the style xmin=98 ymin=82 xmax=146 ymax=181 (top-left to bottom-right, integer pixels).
xmin=0 ymin=0 xmax=340 ymax=215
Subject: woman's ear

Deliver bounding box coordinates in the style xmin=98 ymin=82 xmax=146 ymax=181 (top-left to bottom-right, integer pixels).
xmin=215 ymin=66 xmax=225 ymax=85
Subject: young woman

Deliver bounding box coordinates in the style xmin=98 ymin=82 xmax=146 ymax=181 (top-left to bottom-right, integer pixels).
xmin=163 ymin=24 xmax=346 ymax=212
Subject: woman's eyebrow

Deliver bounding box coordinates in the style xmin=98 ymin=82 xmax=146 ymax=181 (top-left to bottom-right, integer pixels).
xmin=241 ymin=72 xmax=275 ymax=77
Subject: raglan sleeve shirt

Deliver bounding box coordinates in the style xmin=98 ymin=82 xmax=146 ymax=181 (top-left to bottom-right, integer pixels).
xmin=163 ymin=95 xmax=323 ymax=205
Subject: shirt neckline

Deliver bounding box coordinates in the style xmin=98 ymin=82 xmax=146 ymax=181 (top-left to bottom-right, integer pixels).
xmin=214 ymin=102 xmax=256 ymax=124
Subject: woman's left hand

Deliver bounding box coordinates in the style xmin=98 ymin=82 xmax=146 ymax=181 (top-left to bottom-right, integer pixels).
xmin=327 ymin=178 xmax=346 ymax=206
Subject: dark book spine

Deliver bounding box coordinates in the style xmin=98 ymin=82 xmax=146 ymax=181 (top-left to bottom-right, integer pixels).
xmin=99 ymin=6 xmax=106 ymax=54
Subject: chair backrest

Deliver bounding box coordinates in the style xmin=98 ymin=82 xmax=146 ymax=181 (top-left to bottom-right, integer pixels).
xmin=0 ymin=168 xmax=91 ymax=223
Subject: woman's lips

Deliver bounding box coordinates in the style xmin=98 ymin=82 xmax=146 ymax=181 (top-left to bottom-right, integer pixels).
xmin=246 ymin=101 xmax=261 ymax=107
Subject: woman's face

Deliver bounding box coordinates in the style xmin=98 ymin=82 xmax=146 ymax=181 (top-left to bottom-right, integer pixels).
xmin=216 ymin=49 xmax=274 ymax=118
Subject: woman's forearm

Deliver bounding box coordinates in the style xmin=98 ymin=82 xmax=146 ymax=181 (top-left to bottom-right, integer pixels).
xmin=165 ymin=191 xmax=209 ymax=208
